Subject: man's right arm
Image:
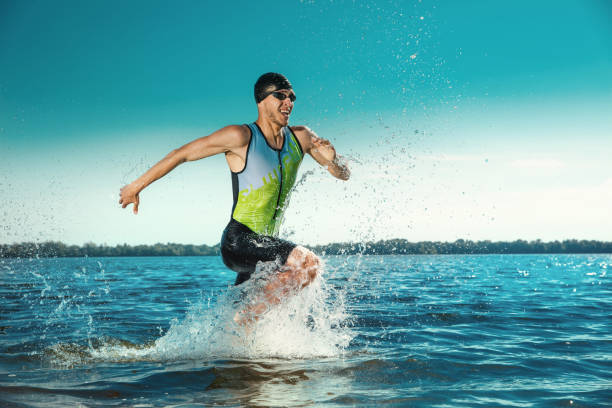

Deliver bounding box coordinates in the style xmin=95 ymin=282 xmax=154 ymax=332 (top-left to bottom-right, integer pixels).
xmin=119 ymin=125 xmax=249 ymax=214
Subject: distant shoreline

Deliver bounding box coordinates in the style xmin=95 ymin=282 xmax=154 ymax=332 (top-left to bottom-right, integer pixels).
xmin=2 ymin=239 xmax=611 ymax=258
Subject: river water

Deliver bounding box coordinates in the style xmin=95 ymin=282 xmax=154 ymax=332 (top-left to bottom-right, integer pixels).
xmin=1 ymin=254 xmax=610 ymax=407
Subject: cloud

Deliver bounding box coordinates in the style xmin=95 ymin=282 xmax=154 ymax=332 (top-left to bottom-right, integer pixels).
xmin=418 ymin=154 xmax=483 ymax=162
xmin=510 ymin=158 xmax=565 ymax=169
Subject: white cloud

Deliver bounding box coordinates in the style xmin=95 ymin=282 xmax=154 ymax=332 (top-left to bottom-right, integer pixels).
xmin=418 ymin=153 xmax=484 ymax=163
xmin=510 ymin=158 xmax=565 ymax=169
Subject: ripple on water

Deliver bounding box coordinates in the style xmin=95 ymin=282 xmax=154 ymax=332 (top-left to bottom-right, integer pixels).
xmin=1 ymin=254 xmax=610 ymax=407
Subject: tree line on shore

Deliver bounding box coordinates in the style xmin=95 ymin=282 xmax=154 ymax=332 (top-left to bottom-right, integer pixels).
xmin=1 ymin=239 xmax=611 ymax=258
xmin=311 ymin=239 xmax=612 ymax=255
xmin=0 ymin=241 xmax=220 ymax=258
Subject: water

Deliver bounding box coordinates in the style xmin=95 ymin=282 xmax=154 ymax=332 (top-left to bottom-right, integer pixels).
xmin=1 ymin=254 xmax=610 ymax=407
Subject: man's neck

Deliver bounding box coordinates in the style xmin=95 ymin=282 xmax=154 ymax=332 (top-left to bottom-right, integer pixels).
xmin=255 ymin=118 xmax=284 ymax=147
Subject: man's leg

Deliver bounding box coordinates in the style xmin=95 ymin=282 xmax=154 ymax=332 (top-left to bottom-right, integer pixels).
xmin=263 ymin=245 xmax=320 ymax=302
xmin=235 ymin=246 xmax=320 ymax=323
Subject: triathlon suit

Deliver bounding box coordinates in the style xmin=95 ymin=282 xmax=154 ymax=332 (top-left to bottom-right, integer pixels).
xmin=221 ymin=122 xmax=304 ymax=285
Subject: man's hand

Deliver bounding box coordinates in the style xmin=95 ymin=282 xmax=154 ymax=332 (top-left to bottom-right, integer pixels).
xmin=311 ymin=136 xmax=337 ymax=163
xmin=119 ymin=183 xmax=140 ymax=214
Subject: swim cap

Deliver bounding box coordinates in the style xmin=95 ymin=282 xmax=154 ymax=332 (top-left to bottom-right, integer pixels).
xmin=254 ymin=73 xmax=292 ymax=103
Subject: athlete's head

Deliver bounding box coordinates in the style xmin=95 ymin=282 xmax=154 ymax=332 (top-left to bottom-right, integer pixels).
xmin=254 ymin=72 xmax=296 ymax=126
xmin=254 ymin=72 xmax=294 ymax=103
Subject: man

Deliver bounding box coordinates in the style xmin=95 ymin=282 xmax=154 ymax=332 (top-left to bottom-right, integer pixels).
xmin=119 ymin=73 xmax=349 ymax=318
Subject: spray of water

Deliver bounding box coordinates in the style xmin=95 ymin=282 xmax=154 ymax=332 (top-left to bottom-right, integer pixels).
xmin=45 ymin=259 xmax=353 ymax=367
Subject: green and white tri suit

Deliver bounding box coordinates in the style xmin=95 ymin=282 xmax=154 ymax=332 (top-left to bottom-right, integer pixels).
xmin=221 ymin=123 xmax=304 ymax=284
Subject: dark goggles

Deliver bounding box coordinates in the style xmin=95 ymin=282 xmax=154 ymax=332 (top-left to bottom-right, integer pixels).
xmin=268 ymin=91 xmax=296 ymax=102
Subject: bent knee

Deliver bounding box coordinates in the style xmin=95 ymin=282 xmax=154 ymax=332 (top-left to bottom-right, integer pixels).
xmin=287 ymin=246 xmax=320 ymax=282
xmin=304 ymin=253 xmax=319 ymax=281
xmin=293 ymin=246 xmax=320 ymax=267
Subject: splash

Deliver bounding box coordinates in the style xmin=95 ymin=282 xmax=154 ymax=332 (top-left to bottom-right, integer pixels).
xmin=45 ymin=260 xmax=353 ymax=366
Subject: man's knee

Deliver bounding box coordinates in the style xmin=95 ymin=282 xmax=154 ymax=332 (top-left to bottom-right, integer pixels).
xmin=303 ymin=251 xmax=320 ymax=281
xmin=287 ymin=246 xmax=320 ymax=283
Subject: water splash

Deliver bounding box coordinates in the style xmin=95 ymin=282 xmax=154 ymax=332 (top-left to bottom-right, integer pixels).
xmin=45 ymin=260 xmax=353 ymax=366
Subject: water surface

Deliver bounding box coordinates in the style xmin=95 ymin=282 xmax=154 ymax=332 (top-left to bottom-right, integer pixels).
xmin=1 ymin=254 xmax=610 ymax=407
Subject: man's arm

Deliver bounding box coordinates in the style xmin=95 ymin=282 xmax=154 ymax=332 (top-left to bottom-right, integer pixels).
xmin=119 ymin=125 xmax=249 ymax=214
xmin=291 ymin=126 xmax=350 ymax=180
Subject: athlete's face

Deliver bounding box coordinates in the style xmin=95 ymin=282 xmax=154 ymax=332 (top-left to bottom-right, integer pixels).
xmin=263 ymin=88 xmax=296 ymax=126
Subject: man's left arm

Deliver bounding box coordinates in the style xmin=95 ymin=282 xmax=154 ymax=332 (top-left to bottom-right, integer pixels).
xmin=292 ymin=126 xmax=350 ymax=180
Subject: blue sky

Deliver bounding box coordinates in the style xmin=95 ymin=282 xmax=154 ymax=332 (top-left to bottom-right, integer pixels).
xmin=1 ymin=0 xmax=611 ymax=245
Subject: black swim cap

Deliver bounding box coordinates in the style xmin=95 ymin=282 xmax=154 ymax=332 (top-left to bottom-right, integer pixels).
xmin=254 ymin=73 xmax=292 ymax=103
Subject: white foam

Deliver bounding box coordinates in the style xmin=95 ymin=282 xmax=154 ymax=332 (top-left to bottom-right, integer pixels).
xmin=50 ymin=262 xmax=353 ymax=365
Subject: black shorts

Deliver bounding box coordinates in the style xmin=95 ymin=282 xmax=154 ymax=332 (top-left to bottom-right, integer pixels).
xmin=220 ymin=218 xmax=297 ymax=285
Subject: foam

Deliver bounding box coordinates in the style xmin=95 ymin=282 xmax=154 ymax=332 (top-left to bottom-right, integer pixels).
xmin=47 ymin=261 xmax=354 ymax=366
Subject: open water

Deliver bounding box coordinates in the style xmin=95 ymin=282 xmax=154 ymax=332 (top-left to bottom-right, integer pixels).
xmin=1 ymin=254 xmax=610 ymax=407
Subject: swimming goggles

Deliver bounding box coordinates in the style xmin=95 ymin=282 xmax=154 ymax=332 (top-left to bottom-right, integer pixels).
xmin=268 ymin=91 xmax=296 ymax=102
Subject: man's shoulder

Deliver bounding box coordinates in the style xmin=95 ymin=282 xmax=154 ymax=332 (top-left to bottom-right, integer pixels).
xmin=289 ymin=126 xmax=315 ymax=152
xmin=216 ymin=124 xmax=251 ymax=145
xmin=289 ymin=125 xmax=313 ymax=135
xmin=290 ymin=125 xmax=317 ymax=143
xmin=222 ymin=124 xmax=251 ymax=136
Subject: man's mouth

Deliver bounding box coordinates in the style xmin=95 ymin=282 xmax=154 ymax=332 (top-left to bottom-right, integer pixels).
xmin=280 ymin=109 xmax=290 ymax=118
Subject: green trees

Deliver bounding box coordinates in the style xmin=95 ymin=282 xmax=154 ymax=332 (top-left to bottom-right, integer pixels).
xmin=1 ymin=239 xmax=611 ymax=258
xmin=0 ymin=241 xmax=220 ymax=258
xmin=311 ymin=239 xmax=612 ymax=255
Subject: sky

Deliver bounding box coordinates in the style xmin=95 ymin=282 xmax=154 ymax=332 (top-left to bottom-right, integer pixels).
xmin=1 ymin=0 xmax=611 ymax=246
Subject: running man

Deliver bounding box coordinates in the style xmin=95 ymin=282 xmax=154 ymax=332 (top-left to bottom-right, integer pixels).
xmin=119 ymin=73 xmax=349 ymax=317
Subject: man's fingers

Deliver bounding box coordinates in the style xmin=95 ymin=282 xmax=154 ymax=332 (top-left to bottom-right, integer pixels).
xmin=119 ymin=191 xmax=139 ymax=214
xmin=312 ymin=137 xmax=330 ymax=147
